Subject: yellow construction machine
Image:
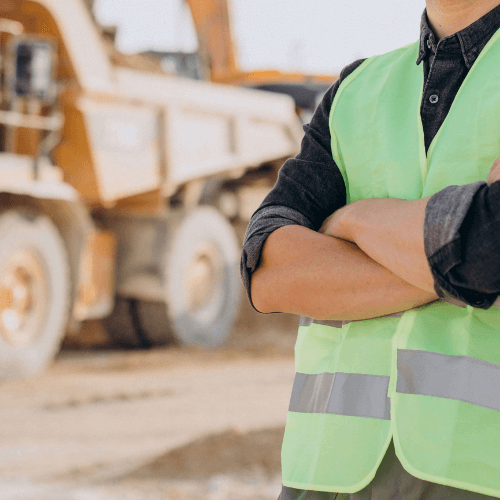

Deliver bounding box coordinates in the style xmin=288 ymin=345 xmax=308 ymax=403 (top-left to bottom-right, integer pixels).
xmin=152 ymin=0 xmax=339 ymax=123
xmin=0 ymin=0 xmax=303 ymax=379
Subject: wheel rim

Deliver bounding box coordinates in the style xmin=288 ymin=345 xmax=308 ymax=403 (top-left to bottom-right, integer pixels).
xmin=0 ymin=249 xmax=47 ymax=348
xmin=184 ymin=241 xmax=225 ymax=315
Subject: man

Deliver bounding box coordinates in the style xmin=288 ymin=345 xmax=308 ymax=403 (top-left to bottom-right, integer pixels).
xmin=241 ymin=1 xmax=500 ymax=499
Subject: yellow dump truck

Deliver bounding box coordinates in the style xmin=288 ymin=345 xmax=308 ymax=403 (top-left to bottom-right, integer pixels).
xmin=0 ymin=0 xmax=303 ymax=379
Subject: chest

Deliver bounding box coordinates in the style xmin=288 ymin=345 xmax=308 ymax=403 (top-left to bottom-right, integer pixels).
xmin=330 ymin=40 xmax=500 ymax=203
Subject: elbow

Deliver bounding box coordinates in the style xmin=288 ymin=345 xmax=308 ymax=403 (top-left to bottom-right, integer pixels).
xmin=250 ymin=268 xmax=276 ymax=314
xmin=251 ymin=295 xmax=271 ymax=314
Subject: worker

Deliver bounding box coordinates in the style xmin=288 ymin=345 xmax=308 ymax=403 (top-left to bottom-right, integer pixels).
xmin=241 ymin=1 xmax=500 ymax=499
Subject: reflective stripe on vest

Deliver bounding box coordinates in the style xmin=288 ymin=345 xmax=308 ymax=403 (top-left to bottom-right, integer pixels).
xmin=299 ymin=312 xmax=404 ymax=329
xmin=289 ymin=372 xmax=391 ymax=420
xmin=397 ymin=349 xmax=500 ymax=412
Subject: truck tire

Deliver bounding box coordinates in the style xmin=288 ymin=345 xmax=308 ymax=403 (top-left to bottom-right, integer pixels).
xmin=104 ymin=298 xmax=175 ymax=349
xmin=135 ymin=300 xmax=176 ymax=346
xmin=0 ymin=210 xmax=70 ymax=379
xmin=140 ymin=207 xmax=240 ymax=348
xmin=103 ymin=296 xmax=142 ymax=348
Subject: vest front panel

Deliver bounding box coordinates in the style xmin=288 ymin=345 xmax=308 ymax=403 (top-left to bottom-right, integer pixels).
xmin=282 ymin=318 xmax=395 ymax=492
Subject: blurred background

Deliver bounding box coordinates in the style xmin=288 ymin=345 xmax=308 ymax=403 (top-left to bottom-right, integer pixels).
xmin=0 ymin=1 xmax=423 ymax=498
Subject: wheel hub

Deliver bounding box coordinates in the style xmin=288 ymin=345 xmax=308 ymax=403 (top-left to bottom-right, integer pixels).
xmin=0 ymin=249 xmax=47 ymax=348
xmin=184 ymin=242 xmax=224 ymax=313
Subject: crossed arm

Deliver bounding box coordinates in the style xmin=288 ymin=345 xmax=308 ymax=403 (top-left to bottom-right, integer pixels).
xmin=251 ymin=224 xmax=438 ymax=319
xmin=251 ymin=157 xmax=500 ymax=320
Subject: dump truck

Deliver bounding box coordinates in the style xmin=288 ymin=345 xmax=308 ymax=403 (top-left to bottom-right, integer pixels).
xmin=149 ymin=0 xmax=338 ymax=123
xmin=0 ymin=0 xmax=303 ymax=379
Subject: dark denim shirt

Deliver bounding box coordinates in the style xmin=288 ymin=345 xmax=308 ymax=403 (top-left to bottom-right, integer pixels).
xmin=241 ymin=6 xmax=500 ymax=310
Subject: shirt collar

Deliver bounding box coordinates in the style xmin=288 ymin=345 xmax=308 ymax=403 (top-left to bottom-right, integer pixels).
xmin=417 ymin=5 xmax=500 ymax=68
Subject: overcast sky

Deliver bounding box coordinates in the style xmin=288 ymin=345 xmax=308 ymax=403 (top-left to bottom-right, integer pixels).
xmin=94 ymin=0 xmax=426 ymax=74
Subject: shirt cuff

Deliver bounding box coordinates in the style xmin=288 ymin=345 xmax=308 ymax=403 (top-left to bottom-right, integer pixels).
xmin=240 ymin=206 xmax=315 ymax=312
xmin=424 ymin=182 xmax=496 ymax=308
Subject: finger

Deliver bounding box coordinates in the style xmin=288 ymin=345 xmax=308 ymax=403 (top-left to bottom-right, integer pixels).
xmin=487 ymin=157 xmax=500 ymax=185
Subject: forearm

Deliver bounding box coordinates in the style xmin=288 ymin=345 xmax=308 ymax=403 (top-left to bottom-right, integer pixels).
xmin=326 ymin=197 xmax=435 ymax=293
xmin=251 ymin=225 xmax=438 ymax=319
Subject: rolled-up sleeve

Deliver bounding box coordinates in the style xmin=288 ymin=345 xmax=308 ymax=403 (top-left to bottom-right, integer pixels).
xmin=240 ymin=60 xmax=365 ymax=310
xmin=424 ymin=181 xmax=500 ymax=308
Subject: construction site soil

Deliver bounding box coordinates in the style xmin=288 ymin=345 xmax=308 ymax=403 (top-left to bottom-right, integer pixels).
xmin=0 ymin=302 xmax=298 ymax=499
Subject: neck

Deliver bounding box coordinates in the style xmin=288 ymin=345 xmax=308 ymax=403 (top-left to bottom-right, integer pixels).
xmin=426 ymin=0 xmax=500 ymax=38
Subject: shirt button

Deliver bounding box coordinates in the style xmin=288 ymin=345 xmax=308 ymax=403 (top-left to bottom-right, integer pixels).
xmin=429 ymin=94 xmax=439 ymax=104
xmin=427 ymin=39 xmax=432 ymax=49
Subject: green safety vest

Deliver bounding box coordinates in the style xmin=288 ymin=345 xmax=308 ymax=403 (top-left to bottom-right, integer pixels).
xmin=281 ymin=28 xmax=500 ymax=497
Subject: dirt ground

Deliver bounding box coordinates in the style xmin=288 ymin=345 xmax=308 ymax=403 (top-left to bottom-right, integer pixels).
xmin=0 ymin=307 xmax=299 ymax=500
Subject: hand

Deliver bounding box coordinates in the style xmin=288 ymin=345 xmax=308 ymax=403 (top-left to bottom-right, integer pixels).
xmin=319 ymin=204 xmax=356 ymax=241
xmin=487 ymin=156 xmax=500 ymax=185
xmin=319 ymin=211 xmax=339 ymax=236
